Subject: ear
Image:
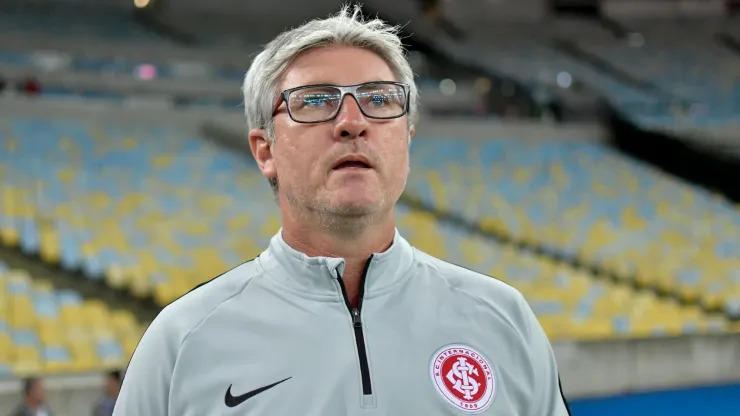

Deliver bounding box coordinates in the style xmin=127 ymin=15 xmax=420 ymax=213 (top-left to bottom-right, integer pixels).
xmin=408 ymin=125 xmax=415 ymax=145
xmin=248 ymin=128 xmax=277 ymax=181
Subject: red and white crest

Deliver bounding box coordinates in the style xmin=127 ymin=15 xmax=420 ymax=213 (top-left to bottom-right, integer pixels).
xmin=429 ymin=344 xmax=496 ymax=414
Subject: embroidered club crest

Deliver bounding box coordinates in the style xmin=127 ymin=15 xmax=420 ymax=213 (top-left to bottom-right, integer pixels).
xmin=429 ymin=344 xmax=495 ymax=414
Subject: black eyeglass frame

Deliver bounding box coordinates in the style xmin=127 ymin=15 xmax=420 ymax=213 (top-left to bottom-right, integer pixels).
xmin=271 ymin=81 xmax=411 ymax=124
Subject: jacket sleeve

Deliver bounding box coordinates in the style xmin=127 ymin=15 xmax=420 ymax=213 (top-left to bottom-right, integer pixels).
xmin=113 ymin=314 xmax=178 ymax=416
xmin=518 ymin=295 xmax=572 ymax=416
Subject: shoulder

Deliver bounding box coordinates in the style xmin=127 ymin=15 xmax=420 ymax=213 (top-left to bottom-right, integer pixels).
xmin=146 ymin=259 xmax=264 ymax=345
xmin=414 ymin=249 xmax=525 ymax=304
xmin=413 ymin=249 xmax=535 ymax=330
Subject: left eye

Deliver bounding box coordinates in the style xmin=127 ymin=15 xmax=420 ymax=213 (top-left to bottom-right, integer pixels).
xmin=369 ymin=95 xmax=387 ymax=106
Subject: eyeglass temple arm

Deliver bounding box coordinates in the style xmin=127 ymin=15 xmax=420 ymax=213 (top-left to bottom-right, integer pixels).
xmin=270 ymin=93 xmax=287 ymax=117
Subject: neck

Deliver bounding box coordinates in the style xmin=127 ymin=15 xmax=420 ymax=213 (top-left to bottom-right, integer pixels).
xmin=280 ymin=206 xmax=396 ymax=307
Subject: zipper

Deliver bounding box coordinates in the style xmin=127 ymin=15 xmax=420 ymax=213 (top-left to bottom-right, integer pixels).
xmin=336 ymin=255 xmax=373 ymax=396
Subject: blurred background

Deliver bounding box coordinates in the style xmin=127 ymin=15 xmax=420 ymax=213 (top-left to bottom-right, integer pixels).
xmin=0 ymin=0 xmax=739 ymax=414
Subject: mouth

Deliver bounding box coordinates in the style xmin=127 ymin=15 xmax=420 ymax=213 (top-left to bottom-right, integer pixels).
xmin=332 ymin=155 xmax=373 ymax=170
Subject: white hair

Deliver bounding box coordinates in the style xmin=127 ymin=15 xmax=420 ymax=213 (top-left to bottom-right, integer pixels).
xmin=242 ymin=4 xmax=419 ymax=143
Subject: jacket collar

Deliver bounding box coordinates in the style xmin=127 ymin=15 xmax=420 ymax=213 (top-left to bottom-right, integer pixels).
xmin=258 ymin=228 xmax=415 ymax=299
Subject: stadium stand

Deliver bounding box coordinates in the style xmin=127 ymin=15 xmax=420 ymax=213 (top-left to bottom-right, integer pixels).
xmin=404 ymin=139 xmax=740 ymax=319
xmin=461 ymin=21 xmax=659 ymax=109
xmin=396 ymin=204 xmax=730 ymax=340
xmin=0 ymin=115 xmax=733 ymax=340
xmin=0 ymin=260 xmax=143 ymax=377
xmin=0 ymin=116 xmax=274 ymax=307
xmin=0 ymin=3 xmax=170 ymax=42
xmin=575 ymin=19 xmax=740 ymax=128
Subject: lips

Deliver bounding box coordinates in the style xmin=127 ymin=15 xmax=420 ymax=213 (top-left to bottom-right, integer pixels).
xmin=332 ymin=154 xmax=373 ymax=170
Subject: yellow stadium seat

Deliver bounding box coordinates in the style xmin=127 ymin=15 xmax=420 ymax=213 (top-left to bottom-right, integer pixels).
xmin=13 ymin=360 xmax=42 ymax=377
xmin=44 ymin=360 xmax=71 ymax=374
xmin=0 ymin=334 xmax=12 ymax=361
xmin=32 ymin=280 xmax=55 ymax=294
xmin=105 ymin=265 xmax=130 ymax=290
xmin=65 ymin=326 xmax=90 ymax=347
xmin=538 ymin=316 xmax=572 ymax=341
xmin=9 ymin=298 xmax=35 ymax=329
xmin=71 ymin=345 xmax=98 ymax=373
xmin=571 ymin=319 xmax=613 ymax=340
xmin=90 ymin=326 xmax=116 ymax=342
xmin=192 ymin=247 xmax=229 ymax=276
xmin=678 ymin=287 xmax=701 ymax=304
xmin=478 ymin=216 xmax=507 ymax=235
xmin=81 ymin=301 xmax=110 ymax=327
xmin=260 ymin=215 xmax=282 ymax=239
xmin=56 ymin=167 xmax=76 ymax=185
xmin=151 ymin=154 xmax=174 ymax=169
xmin=621 ymin=207 xmax=646 ymax=231
xmin=123 ymin=336 xmax=140 ymax=359
xmin=60 ymin=306 xmax=84 ymax=326
xmin=154 ymin=281 xmax=178 ymax=307
xmin=38 ymin=322 xmax=66 ymax=346
xmin=38 ymin=222 xmax=61 ymax=264
xmin=427 ymin=171 xmax=450 ymax=212
xmin=129 ymin=273 xmax=152 ymax=299
xmin=13 ymin=346 xmax=40 ymax=367
xmin=110 ymin=311 xmax=138 ymax=334
xmin=0 ymin=226 xmax=19 ymax=247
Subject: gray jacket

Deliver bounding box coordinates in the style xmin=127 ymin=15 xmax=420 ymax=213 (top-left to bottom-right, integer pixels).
xmin=114 ymin=230 xmax=571 ymax=415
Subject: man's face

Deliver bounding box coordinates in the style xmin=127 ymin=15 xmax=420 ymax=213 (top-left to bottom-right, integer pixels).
xmin=29 ymin=380 xmax=46 ymax=404
xmin=105 ymin=376 xmax=120 ymax=397
xmin=256 ymin=46 xmax=412 ymax=219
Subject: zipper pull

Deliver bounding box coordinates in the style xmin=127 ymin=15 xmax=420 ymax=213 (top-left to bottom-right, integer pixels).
xmin=351 ymin=308 xmax=362 ymax=327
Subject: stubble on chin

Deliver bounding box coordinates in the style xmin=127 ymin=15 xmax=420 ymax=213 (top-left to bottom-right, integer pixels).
xmin=286 ymin=184 xmax=389 ymax=235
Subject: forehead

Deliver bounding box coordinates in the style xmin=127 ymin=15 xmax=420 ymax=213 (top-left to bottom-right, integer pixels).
xmin=279 ymin=46 xmax=397 ymax=91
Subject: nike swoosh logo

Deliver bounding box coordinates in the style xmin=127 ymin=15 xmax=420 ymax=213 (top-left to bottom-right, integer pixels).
xmin=224 ymin=377 xmax=292 ymax=408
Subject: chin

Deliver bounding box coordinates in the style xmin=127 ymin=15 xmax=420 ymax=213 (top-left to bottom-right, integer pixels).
xmin=326 ymin=193 xmax=384 ymax=217
xmin=329 ymin=204 xmax=379 ymax=218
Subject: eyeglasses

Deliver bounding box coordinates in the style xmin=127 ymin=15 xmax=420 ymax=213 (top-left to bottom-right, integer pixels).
xmin=273 ymin=81 xmax=410 ymax=124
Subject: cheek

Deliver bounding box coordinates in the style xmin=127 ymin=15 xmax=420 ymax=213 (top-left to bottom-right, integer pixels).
xmin=383 ymin=139 xmax=410 ymax=176
xmin=276 ymin=142 xmax=323 ymax=182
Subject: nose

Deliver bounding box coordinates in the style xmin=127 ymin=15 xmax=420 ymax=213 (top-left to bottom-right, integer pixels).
xmin=333 ymin=95 xmax=368 ymax=140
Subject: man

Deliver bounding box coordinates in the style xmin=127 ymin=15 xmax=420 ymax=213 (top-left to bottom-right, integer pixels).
xmin=91 ymin=370 xmax=121 ymax=416
xmin=9 ymin=378 xmax=54 ymax=416
xmin=114 ymin=6 xmax=571 ymax=415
